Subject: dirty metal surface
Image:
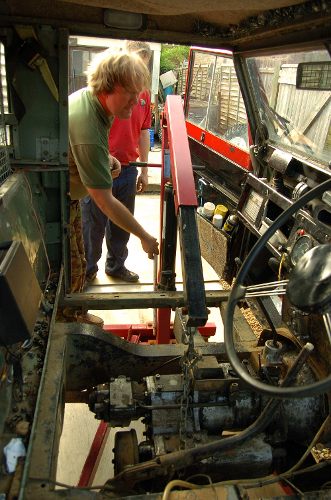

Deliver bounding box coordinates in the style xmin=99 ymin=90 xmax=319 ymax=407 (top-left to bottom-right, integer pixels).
xmin=21 ymin=316 xmax=261 ymax=498
xmin=65 ymin=323 xmax=227 ymax=391
xmin=61 ymin=289 xmax=229 ymax=310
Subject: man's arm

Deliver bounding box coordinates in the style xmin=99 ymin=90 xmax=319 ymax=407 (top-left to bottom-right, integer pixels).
xmin=136 ymin=128 xmax=150 ymax=193
xmin=87 ymin=186 xmax=158 ymax=258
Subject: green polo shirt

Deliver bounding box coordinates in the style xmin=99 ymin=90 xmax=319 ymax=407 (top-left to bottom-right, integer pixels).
xmin=68 ymin=88 xmax=114 ymax=200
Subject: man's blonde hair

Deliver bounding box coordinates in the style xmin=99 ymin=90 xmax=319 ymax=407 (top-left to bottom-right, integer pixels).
xmin=87 ymin=49 xmax=150 ymax=95
xmin=125 ymin=40 xmax=152 ymax=62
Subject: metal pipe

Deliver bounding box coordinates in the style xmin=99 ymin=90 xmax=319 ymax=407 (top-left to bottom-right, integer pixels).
xmin=246 ymin=280 xmax=288 ymax=291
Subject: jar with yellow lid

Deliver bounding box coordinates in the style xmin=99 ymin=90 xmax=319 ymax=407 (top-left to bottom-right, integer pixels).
xmin=215 ymin=204 xmax=228 ymax=219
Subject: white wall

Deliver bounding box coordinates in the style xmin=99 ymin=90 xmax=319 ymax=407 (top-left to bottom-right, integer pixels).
xmin=70 ymin=36 xmax=161 ymax=95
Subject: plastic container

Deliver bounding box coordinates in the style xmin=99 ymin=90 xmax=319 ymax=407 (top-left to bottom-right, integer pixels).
xmin=4 ymin=438 xmax=26 ymax=473
xmin=149 ymin=128 xmax=155 ymax=149
xmin=223 ymin=214 xmax=239 ymax=233
xmin=260 ymin=219 xmax=287 ymax=247
xmin=212 ymin=214 xmax=223 ymax=228
xmin=203 ymin=202 xmax=215 ymax=219
xmin=163 ymin=85 xmax=174 ymax=97
xmin=215 ymin=204 xmax=228 ymax=219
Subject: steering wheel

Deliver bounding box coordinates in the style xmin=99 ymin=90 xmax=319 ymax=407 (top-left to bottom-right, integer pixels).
xmin=224 ymin=177 xmax=331 ymax=398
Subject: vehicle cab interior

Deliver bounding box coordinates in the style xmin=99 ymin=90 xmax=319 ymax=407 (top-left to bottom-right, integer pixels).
xmin=0 ymin=1 xmax=331 ymax=498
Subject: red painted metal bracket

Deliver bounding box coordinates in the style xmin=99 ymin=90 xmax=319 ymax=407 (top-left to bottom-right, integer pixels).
xmin=163 ymin=95 xmax=198 ymax=213
xmin=103 ymin=322 xmax=216 ymax=342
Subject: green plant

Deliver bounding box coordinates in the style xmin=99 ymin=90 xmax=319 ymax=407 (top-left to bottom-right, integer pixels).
xmin=160 ymin=44 xmax=189 ymax=74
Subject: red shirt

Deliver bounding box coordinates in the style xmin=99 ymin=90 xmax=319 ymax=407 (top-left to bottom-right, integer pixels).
xmin=108 ymin=90 xmax=151 ymax=164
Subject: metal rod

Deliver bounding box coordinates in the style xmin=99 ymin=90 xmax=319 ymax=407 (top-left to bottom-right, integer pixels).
xmin=323 ymin=313 xmax=331 ymax=345
xmin=281 ymin=342 xmax=314 ymax=386
xmin=62 ymin=290 xmax=230 ymax=310
xmin=246 ymin=280 xmax=288 ymax=291
xmin=87 ymin=279 xmax=222 ymax=287
xmin=246 ymin=287 xmax=287 ymax=293
xmin=246 ymin=290 xmax=287 ymax=297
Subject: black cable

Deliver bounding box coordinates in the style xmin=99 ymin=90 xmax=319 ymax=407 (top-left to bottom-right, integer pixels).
xmin=144 ymin=355 xmax=182 ymax=376
xmin=225 ymin=177 xmax=331 ymax=398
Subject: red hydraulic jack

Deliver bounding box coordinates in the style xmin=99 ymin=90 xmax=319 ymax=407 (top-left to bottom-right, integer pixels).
xmin=155 ymin=95 xmax=211 ymax=342
xmin=103 ymin=94 xmax=215 ymax=344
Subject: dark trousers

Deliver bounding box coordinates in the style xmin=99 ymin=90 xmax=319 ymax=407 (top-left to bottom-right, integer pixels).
xmin=80 ymin=167 xmax=138 ymax=275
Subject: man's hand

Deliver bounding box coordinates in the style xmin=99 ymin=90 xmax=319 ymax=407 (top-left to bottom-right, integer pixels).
xmin=140 ymin=234 xmax=159 ymax=259
xmin=109 ymin=156 xmax=121 ymax=179
xmin=136 ymin=169 xmax=148 ymax=193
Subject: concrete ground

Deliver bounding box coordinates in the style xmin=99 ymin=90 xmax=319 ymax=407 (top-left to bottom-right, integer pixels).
xmin=144 ymin=142 xmax=163 ymax=191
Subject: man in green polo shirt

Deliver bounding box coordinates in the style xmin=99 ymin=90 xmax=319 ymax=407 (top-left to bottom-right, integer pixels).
xmin=66 ymin=49 xmax=159 ymax=326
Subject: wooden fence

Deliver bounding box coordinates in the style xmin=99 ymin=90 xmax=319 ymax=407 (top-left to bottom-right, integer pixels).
xmin=260 ymin=64 xmax=331 ymax=156
xmin=179 ymin=64 xmax=243 ymax=106
xmin=217 ymin=65 xmax=247 ymax=136
xmin=176 ymin=62 xmax=331 ymax=157
xmin=176 ymin=62 xmax=247 ymax=135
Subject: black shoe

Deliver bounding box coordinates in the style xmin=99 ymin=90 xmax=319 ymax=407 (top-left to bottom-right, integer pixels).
xmin=85 ymin=271 xmax=97 ymax=283
xmin=105 ymin=266 xmax=139 ymax=282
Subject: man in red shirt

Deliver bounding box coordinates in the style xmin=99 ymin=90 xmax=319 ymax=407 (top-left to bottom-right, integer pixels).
xmin=81 ymin=41 xmax=152 ymax=283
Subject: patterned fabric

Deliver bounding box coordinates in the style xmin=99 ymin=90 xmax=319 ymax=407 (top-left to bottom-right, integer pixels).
xmin=57 ymin=201 xmax=86 ymax=320
xmin=69 ymin=200 xmax=86 ymax=293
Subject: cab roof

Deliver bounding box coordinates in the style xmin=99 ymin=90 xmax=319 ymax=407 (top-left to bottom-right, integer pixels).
xmin=2 ymin=0 xmax=330 ymax=51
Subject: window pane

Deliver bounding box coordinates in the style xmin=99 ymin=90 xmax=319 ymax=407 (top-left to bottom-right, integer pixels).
xmin=186 ymin=51 xmax=249 ymax=151
xmin=186 ymin=52 xmax=216 ymax=128
xmin=246 ymin=49 xmax=331 ymax=167
xmin=207 ymin=56 xmax=248 ymax=150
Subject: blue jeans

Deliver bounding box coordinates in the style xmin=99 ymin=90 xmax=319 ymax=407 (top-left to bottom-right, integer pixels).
xmin=80 ymin=167 xmax=138 ymax=275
